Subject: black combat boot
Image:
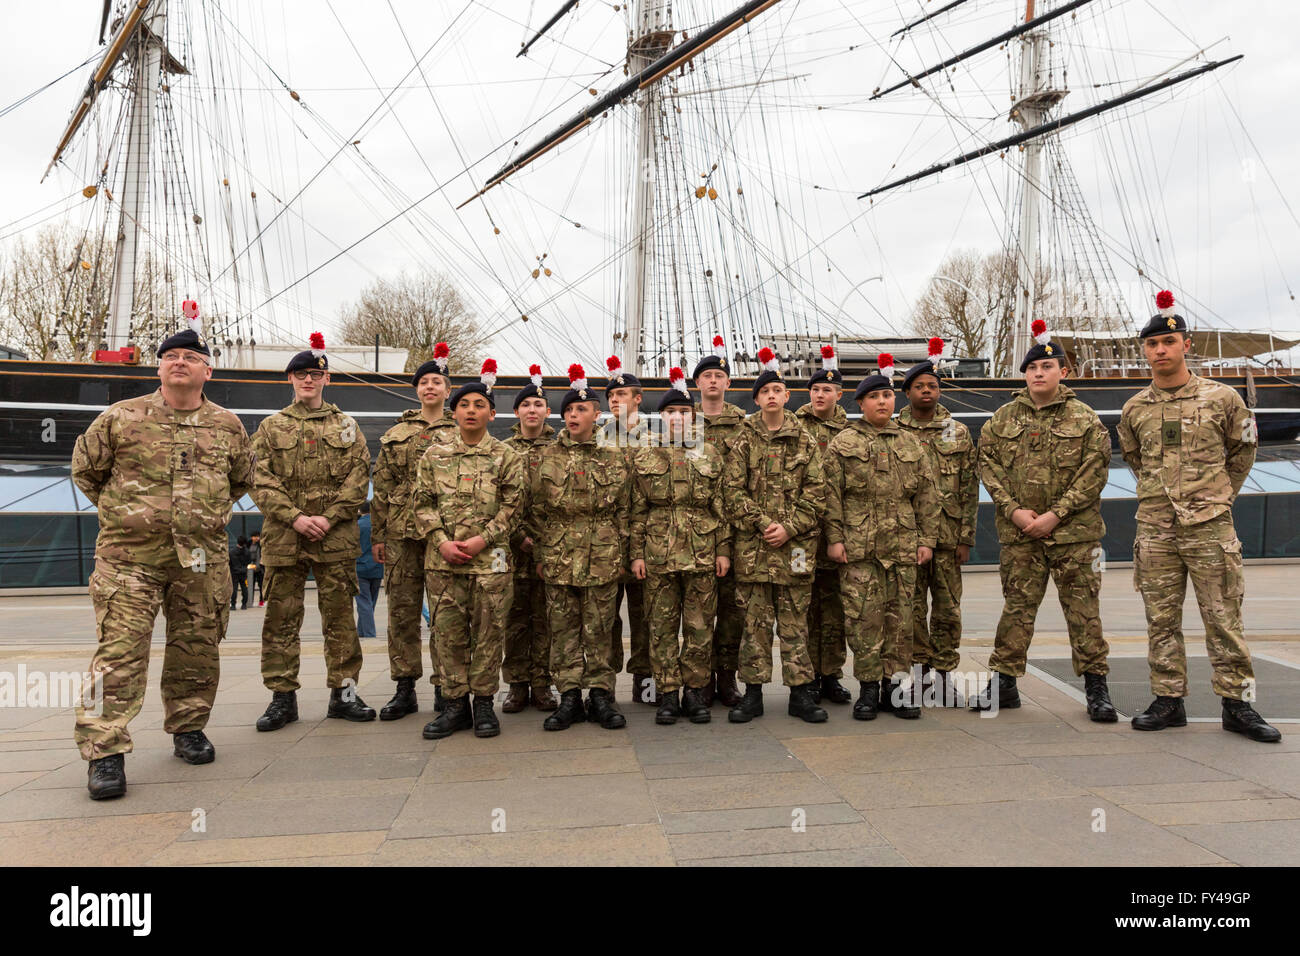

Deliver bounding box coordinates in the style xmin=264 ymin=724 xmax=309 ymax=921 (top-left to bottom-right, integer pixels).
xmin=543 ymin=688 xmax=587 ymax=731
xmin=699 ymin=674 xmax=715 ymax=708
xmin=433 ymin=685 xmax=446 ymax=712
xmin=714 ymin=669 xmax=742 ymax=707
xmin=501 ymin=683 xmax=530 ymax=714
xmin=728 ymin=683 xmax=764 ymax=723
xmin=632 ymin=674 xmax=658 ymax=705
xmin=853 ymin=680 xmax=879 ymax=721
xmin=932 ymin=669 xmax=965 ymax=708
xmin=788 ymin=683 xmax=829 ymax=723
xmin=256 ymin=690 xmax=298 ymax=732
xmin=969 ymin=672 xmax=1020 ymax=711
xmin=327 ymin=687 xmax=377 ymax=721
xmin=473 ymin=696 xmax=501 ymax=738
xmin=87 ymin=754 xmax=126 ymax=801
xmin=423 ymin=694 xmax=472 ymax=739
xmin=889 ymin=679 xmax=921 ymax=719
xmin=172 ymin=730 xmax=215 ymax=765
xmin=681 ymin=686 xmax=711 ymax=724
xmin=379 ymin=677 xmax=419 ymax=721
xmin=1083 ymin=672 xmax=1118 ymax=723
xmin=655 ymin=689 xmax=681 ymax=725
xmin=821 ymin=674 xmax=852 ymax=704
xmin=1131 ymin=696 xmax=1186 ymax=731
xmin=587 ymin=688 xmax=627 ymax=729
xmin=878 ymin=678 xmax=894 ymax=713
xmin=809 ymin=674 xmax=823 ymax=705
xmin=1221 ymin=699 xmax=1282 ymax=743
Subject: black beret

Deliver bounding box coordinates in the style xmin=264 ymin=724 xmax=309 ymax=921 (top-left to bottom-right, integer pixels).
xmin=1139 ymin=311 xmax=1188 ymax=339
xmin=1019 ymin=340 xmax=1065 ymax=373
xmin=156 ymin=328 xmax=210 ymax=359
xmin=286 ymin=349 xmax=327 ymax=374
xmin=853 ymin=374 xmax=894 ymax=400
xmin=902 ymin=361 xmax=939 ymax=391
xmin=449 ymin=381 xmax=493 ymax=410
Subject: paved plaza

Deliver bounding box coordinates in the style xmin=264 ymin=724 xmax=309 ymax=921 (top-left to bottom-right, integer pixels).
xmin=1 ymin=566 xmax=1298 ymax=866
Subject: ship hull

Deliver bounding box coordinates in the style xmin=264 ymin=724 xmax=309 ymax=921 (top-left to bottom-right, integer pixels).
xmin=1 ymin=359 xmax=1297 ymax=462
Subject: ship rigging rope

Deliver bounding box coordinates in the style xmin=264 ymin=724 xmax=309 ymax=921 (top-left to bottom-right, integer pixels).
xmin=0 ymin=51 xmax=100 ymax=119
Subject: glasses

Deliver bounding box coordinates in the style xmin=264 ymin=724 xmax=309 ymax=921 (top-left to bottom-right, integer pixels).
xmin=160 ymin=352 xmax=208 ymax=365
xmin=291 ymin=370 xmax=326 ymax=381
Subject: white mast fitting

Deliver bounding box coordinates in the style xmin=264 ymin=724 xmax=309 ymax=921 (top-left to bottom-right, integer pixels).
xmin=622 ymin=0 xmax=674 ymax=376
xmin=105 ymin=0 xmax=169 ymax=353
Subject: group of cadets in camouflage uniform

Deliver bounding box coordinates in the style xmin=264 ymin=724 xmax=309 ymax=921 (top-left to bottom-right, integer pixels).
xmin=71 ymin=290 xmax=1280 ymax=800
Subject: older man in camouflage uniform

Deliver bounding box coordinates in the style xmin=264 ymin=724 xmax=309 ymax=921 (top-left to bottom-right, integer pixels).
xmin=1119 ymin=292 xmax=1280 ymax=742
xmin=500 ymin=365 xmax=559 ymax=713
xmin=371 ymin=346 xmax=457 ymax=719
xmin=825 ymin=355 xmax=939 ymax=720
xmin=723 ymin=348 xmax=829 ymax=724
xmin=630 ymin=369 xmax=731 ymax=725
xmin=599 ymin=355 xmax=655 ymax=703
xmin=414 ymin=361 xmax=523 ymax=740
xmin=531 ymin=365 xmax=631 ymax=731
xmin=897 ymin=342 xmax=978 ymax=705
xmin=252 ymin=335 xmax=375 ymax=730
xmin=976 ymin=324 xmax=1117 ymax=721
xmin=693 ymin=336 xmax=746 ymax=707
xmin=73 ymin=318 xmax=253 ymax=799
xmin=796 ymin=345 xmax=851 ymax=705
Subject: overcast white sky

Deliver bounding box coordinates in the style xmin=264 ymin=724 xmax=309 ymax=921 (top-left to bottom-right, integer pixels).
xmin=1 ymin=0 xmax=1297 ymax=371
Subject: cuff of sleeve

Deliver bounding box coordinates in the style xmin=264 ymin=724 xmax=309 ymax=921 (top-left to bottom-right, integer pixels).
xmin=921 ymin=537 xmax=937 ymax=549
xmin=430 ymin=530 xmax=449 ymax=548
xmin=756 ymin=513 xmax=776 ymax=533
xmin=1051 ymin=506 xmax=1069 ymax=522
xmin=1002 ymin=501 xmax=1021 ymax=522
xmin=717 ymin=543 xmax=732 ymax=560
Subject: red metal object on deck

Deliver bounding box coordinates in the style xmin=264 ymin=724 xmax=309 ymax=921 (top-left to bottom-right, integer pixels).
xmin=93 ymin=346 xmax=139 ymax=365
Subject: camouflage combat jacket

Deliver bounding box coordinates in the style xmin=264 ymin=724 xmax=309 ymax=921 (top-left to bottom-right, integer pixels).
xmin=371 ymin=407 xmax=456 ymax=544
xmin=722 ymin=409 xmax=827 ymax=584
xmin=413 ymin=432 xmax=524 ymax=575
xmin=978 ymin=385 xmax=1110 ymax=545
xmin=250 ymin=400 xmax=371 ymax=566
xmin=796 ymin=402 xmax=848 ymax=569
xmin=504 ymin=422 xmax=556 ymax=579
xmin=629 ymin=437 xmax=731 ymax=573
xmin=825 ymin=419 xmax=940 ymax=567
xmin=530 ymin=429 xmax=630 ymax=587
xmin=896 ymin=404 xmax=978 ymax=549
xmin=71 ymin=390 xmax=254 ymax=568
xmin=695 ymin=401 xmax=747 ymax=457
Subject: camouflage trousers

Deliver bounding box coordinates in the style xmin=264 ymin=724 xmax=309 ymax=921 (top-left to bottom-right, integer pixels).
xmin=712 ymin=570 xmax=742 ymax=671
xmin=808 ymin=567 xmax=847 ymax=678
xmin=645 ymin=569 xmax=717 ymax=694
xmin=912 ymin=548 xmax=963 ymax=672
xmin=1134 ymin=514 xmax=1253 ymax=700
xmin=611 ymin=578 xmax=651 ymax=675
xmin=841 ymin=559 xmax=916 ymax=683
xmin=502 ymin=575 xmax=552 ymax=690
xmin=990 ymin=539 xmax=1108 ymax=678
xmin=547 ymin=581 xmax=620 ymax=694
xmin=386 ymin=537 xmax=442 ymax=685
xmin=735 ymin=581 xmax=816 ymax=688
xmin=75 ymin=556 xmax=229 ymax=760
xmin=426 ymin=570 xmax=512 ymax=699
xmin=261 ymin=558 xmax=363 ymax=692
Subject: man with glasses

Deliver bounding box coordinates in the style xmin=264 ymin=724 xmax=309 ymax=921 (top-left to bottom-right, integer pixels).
xmin=251 ymin=333 xmax=376 ymax=731
xmin=72 ymin=312 xmax=253 ymax=800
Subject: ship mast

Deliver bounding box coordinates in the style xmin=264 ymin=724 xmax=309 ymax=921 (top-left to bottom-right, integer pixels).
xmin=622 ymin=0 xmax=675 ymax=375
xmin=1008 ymin=0 xmax=1067 ymax=368
xmin=104 ymin=0 xmax=170 ymax=352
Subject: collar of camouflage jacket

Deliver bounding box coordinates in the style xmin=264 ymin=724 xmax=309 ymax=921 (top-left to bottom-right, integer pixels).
xmin=401 ymin=406 xmax=451 ymax=426
xmin=285 ymin=399 xmax=341 ymax=420
xmin=449 ymin=431 xmax=500 ymax=455
xmin=796 ymin=402 xmax=847 ymax=429
xmin=557 ymin=428 xmax=600 ymax=448
xmin=1134 ymin=372 xmax=1204 ymax=403
xmin=600 ymin=415 xmax=649 ymax=438
xmin=1012 ymin=383 xmax=1077 ymax=413
xmin=851 ymin=416 xmax=900 ymax=437
xmin=510 ymin=421 xmax=556 ymax=440
xmin=695 ymin=401 xmax=746 ymax=424
xmin=147 ymin=387 xmax=217 ymax=422
xmin=747 ymin=408 xmax=804 ymax=440
xmin=897 ymin=403 xmax=952 ymax=429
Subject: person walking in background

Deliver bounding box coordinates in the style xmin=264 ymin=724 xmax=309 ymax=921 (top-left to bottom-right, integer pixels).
xmin=355 ymin=501 xmax=384 ymax=639
xmin=229 ymin=536 xmax=251 ymax=610
xmin=249 ymin=532 xmax=264 ymax=606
